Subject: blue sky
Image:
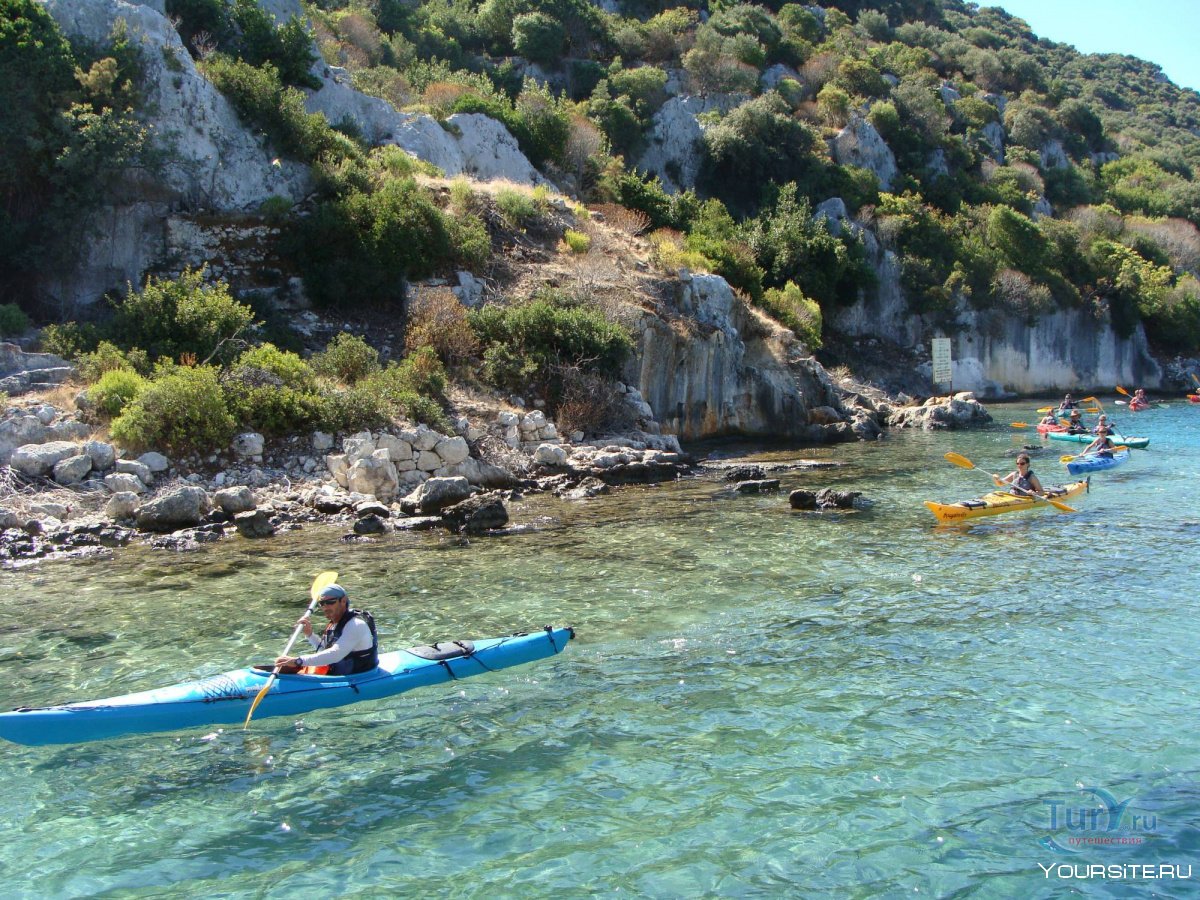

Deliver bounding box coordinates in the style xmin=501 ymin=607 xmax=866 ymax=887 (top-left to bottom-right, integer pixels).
xmin=991 ymin=1 xmax=1200 ymax=92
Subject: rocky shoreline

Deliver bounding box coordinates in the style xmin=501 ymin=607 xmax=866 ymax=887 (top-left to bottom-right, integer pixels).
xmin=0 ymin=361 xmax=995 ymax=566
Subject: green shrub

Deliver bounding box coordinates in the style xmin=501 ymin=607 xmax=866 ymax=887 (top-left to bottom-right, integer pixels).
xmin=234 ymin=343 xmax=315 ymax=390
xmin=38 ymin=322 xmax=100 ymax=359
xmin=76 ymin=341 xmax=150 ymax=381
xmin=90 ymin=368 xmax=147 ymax=418
xmin=294 ymin=176 xmax=452 ymax=309
xmin=110 ymin=365 xmax=236 ymax=453
xmin=202 ymin=55 xmax=355 ymax=162
xmin=448 ymin=212 xmax=492 ymax=269
xmin=310 ymin=332 xmax=380 ymax=384
xmin=315 ymin=385 xmax=391 ymax=433
xmin=495 ymin=187 xmax=539 ymax=228
xmin=225 ymin=378 xmax=322 ymax=435
xmin=469 ymin=293 xmax=633 ymax=403
xmin=0 ymin=304 xmax=31 ymax=336
xmin=511 ymin=12 xmax=565 ymax=65
xmin=110 ymin=267 xmax=257 ymax=365
xmin=563 ymin=229 xmax=591 ymax=253
xmin=760 ymin=282 xmax=823 ymax=348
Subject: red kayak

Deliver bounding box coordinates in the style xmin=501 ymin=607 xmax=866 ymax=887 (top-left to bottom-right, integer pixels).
xmin=1188 ymin=394 xmax=1199 ymax=404
xmin=1037 ymin=422 xmax=1066 ymax=434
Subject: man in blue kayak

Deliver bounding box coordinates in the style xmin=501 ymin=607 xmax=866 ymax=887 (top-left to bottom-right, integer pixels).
xmin=275 ymin=583 xmax=379 ymax=675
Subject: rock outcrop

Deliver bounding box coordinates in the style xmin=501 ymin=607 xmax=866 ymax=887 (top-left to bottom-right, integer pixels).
xmin=632 ymin=272 xmax=851 ymax=441
xmin=636 ymin=95 xmax=742 ymax=193
xmin=830 ymin=116 xmax=897 ymax=191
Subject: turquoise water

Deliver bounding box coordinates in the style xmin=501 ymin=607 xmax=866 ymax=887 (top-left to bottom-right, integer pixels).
xmin=1 ymin=401 xmax=1198 ymax=897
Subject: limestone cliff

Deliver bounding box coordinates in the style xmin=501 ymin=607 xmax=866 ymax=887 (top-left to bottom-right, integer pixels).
xmin=632 ymin=273 xmax=847 ymax=441
xmin=831 ymin=225 xmax=1163 ymax=395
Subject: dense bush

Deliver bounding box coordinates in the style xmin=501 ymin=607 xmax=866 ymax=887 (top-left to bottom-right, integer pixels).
xmin=90 ymin=368 xmax=147 ymax=418
xmin=76 ymin=341 xmax=150 ymax=382
xmin=110 ymin=268 xmax=257 ymax=365
xmin=0 ymin=304 xmax=31 ymax=336
xmin=469 ymin=293 xmax=634 ymax=404
xmin=310 ymin=332 xmax=381 ymax=384
xmin=202 ymin=55 xmax=357 ymax=163
xmin=110 ymin=365 xmax=236 ymax=453
xmin=224 ymin=343 xmax=320 ymax=433
xmin=760 ymin=281 xmax=823 ymax=349
xmin=294 ymin=174 xmax=453 ymax=309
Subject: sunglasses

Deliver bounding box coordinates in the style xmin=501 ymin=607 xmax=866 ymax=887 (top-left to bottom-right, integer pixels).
xmin=1017 ymin=461 xmax=1030 ymax=466
xmin=318 ymin=598 xmax=343 ymax=607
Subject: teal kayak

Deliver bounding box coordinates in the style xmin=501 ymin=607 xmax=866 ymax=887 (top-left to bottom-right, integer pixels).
xmin=1047 ymin=431 xmax=1149 ymax=449
xmin=1065 ymin=448 xmax=1130 ymax=476
xmin=0 ymin=626 xmax=574 ymax=746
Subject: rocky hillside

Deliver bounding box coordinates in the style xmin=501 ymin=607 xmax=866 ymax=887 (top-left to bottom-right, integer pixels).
xmin=5 ymin=0 xmax=1200 ymax=426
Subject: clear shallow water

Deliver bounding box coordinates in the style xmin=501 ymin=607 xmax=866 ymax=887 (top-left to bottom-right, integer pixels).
xmin=1 ymin=401 xmax=1198 ymax=897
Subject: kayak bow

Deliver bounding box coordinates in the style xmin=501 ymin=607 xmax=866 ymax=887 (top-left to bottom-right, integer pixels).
xmin=0 ymin=626 xmax=574 ymax=746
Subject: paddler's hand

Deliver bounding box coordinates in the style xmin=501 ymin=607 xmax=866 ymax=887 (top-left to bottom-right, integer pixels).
xmin=276 ymin=655 xmax=300 ymax=668
xmin=299 ymin=615 xmax=313 ymax=637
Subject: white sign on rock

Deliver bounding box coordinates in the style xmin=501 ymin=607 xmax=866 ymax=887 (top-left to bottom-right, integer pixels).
xmin=931 ymin=338 xmax=953 ymax=385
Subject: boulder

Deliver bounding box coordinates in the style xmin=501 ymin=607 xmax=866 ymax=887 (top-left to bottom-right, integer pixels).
xmin=84 ymin=440 xmax=116 ymax=470
xmin=10 ymin=441 xmax=80 ymax=477
xmin=346 ymin=455 xmax=399 ymax=502
xmin=434 ymin=435 xmax=470 ymax=465
xmin=234 ymin=509 xmax=275 ymax=538
xmin=377 ymin=434 xmax=413 ymax=461
xmin=440 ymin=493 xmax=509 ymax=534
xmin=52 ymin=454 xmax=93 ymax=485
xmin=403 ymin=476 xmax=472 ymax=514
xmin=311 ymin=431 xmax=334 ymax=451
xmin=213 ymin=485 xmax=256 ymax=515
xmin=734 ymin=479 xmax=780 ymax=494
xmin=135 ymin=486 xmax=210 ymax=532
xmin=231 ymin=432 xmax=265 ymax=458
xmin=114 ymin=459 xmax=153 ymax=485
xmin=104 ymin=472 xmax=147 ymax=494
xmin=105 ymin=491 xmax=139 ymax=520
xmin=352 ymin=514 xmax=387 ymax=535
xmin=831 ymin=116 xmax=898 ymax=190
xmin=138 ymin=451 xmax=171 ymax=473
xmin=789 ymin=488 xmax=863 ymax=510
xmin=534 ymin=444 xmax=569 ymax=466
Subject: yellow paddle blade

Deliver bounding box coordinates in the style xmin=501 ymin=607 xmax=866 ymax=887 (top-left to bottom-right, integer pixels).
xmin=245 ymin=676 xmax=275 ymax=726
xmin=1044 ymin=496 xmax=1076 ymax=513
xmin=1036 ymin=406 xmax=1053 ymax=413
xmin=1081 ymin=396 xmax=1097 ymax=403
xmin=1011 ymin=422 xmax=1028 ymax=428
xmin=1060 ymin=454 xmax=1077 ymax=463
xmin=1116 ymin=385 xmax=1130 ymax=396
xmin=944 ymin=451 xmax=975 ymax=470
xmin=311 ymin=570 xmax=339 ymax=601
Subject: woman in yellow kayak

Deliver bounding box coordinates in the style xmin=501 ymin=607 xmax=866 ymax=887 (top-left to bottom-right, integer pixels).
xmin=994 ymin=453 xmax=1045 ymax=496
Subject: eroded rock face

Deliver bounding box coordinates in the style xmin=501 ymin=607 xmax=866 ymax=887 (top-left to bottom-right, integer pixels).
xmin=830 ymin=116 xmax=897 ymax=190
xmin=633 ymin=273 xmax=848 ymax=441
xmin=636 ymin=95 xmax=742 ymax=193
xmin=888 ymin=393 xmax=993 ymax=430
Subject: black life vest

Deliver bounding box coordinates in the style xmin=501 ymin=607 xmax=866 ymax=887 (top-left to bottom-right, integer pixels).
xmin=1013 ymin=469 xmax=1036 ymax=493
xmin=318 ymin=608 xmax=379 ymax=675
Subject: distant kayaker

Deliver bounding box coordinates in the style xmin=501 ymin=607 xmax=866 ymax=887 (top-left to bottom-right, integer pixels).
xmin=1093 ymin=414 xmax=1117 ymax=435
xmin=1065 ymin=410 xmax=1087 ymax=434
xmin=1039 ymin=412 xmax=1060 ymax=427
xmin=1082 ymin=427 xmax=1115 ymax=458
xmin=1132 ymin=388 xmax=1149 ymax=408
xmin=275 ymin=583 xmax=379 ymax=675
xmin=995 ymin=453 xmax=1044 ymax=497
xmin=1058 ymin=393 xmax=1078 ymax=411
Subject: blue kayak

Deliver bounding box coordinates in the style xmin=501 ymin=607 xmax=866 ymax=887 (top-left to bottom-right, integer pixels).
xmin=1066 ymin=448 xmax=1130 ymax=476
xmin=0 ymin=626 xmax=574 ymax=746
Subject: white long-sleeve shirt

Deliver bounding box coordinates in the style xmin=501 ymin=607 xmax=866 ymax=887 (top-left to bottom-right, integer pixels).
xmin=299 ymin=616 xmax=374 ymax=667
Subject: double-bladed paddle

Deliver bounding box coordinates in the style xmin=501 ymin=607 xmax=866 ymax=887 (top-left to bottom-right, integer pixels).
xmin=944 ymin=451 xmax=1076 ymax=513
xmin=1059 ymin=445 xmax=1127 ymax=463
xmin=244 ymin=570 xmax=339 ymax=729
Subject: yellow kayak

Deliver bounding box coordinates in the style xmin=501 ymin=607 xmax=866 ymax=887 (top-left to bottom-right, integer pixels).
xmin=924 ymin=480 xmax=1089 ymax=523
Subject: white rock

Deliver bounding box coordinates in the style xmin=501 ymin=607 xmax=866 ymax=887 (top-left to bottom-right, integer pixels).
xmin=52 ymin=454 xmax=93 ymax=485
xmin=84 ymin=440 xmax=116 ymax=470
xmin=10 ymin=441 xmax=80 ymax=476
xmin=312 ymin=431 xmax=334 ymax=451
xmin=342 ymin=435 xmax=376 ymax=463
xmin=346 ymin=456 xmax=399 ymax=502
xmin=497 ymin=411 xmax=519 ymax=426
xmin=434 ymin=436 xmax=470 ymax=465
xmin=115 ymin=459 xmax=153 ymax=484
xmin=213 ymin=485 xmax=256 ymax=514
xmin=105 ymin=472 xmax=147 ymax=494
xmin=416 ymin=450 xmax=442 ymax=471
xmin=138 ymin=451 xmax=170 ymax=473
xmin=232 ymin=432 xmax=265 ymax=458
xmin=831 ymin=116 xmax=898 ymax=190
xmin=31 ymin=502 xmax=70 ymax=520
xmin=413 ymin=426 xmax=441 ymax=452
xmin=534 ymin=444 xmax=568 ymax=465
xmin=105 ymin=491 xmax=139 ymax=519
xmin=376 ymin=434 xmax=413 ymax=460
